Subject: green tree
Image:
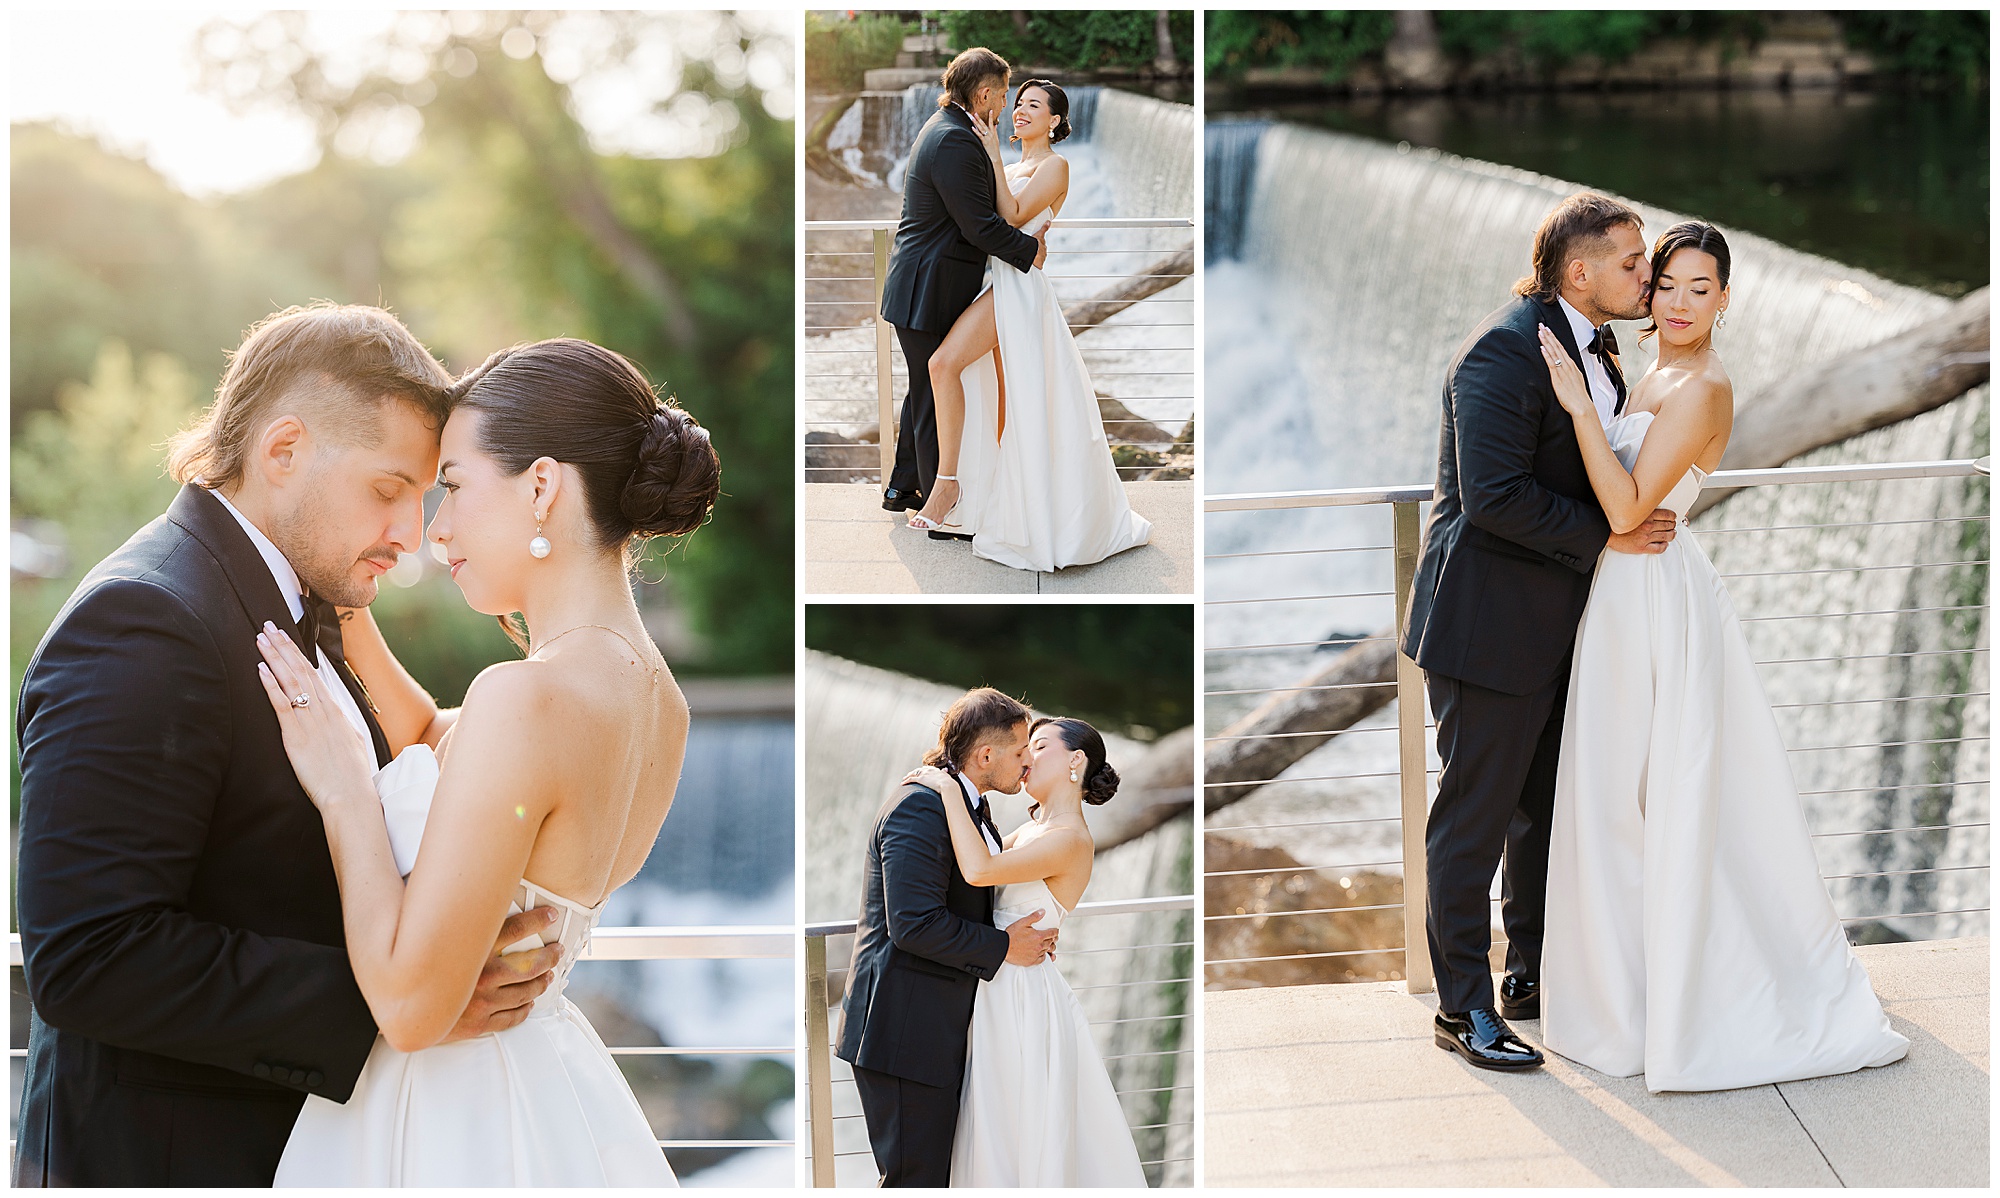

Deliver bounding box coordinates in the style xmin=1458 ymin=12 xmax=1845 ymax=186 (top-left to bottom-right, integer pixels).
xmin=197 ymin=11 xmax=796 ymax=674
xmin=939 ymin=10 xmax=1194 ymax=73
xmin=1204 ymin=11 xmax=1395 ymax=82
xmin=804 ymin=11 xmax=908 ymax=91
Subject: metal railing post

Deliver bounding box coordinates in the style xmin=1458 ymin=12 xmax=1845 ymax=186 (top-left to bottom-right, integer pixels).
xmin=804 ymin=933 xmax=837 ymax=1187
xmin=1390 ymin=500 xmax=1434 ymax=995
xmin=872 ymin=228 xmax=895 ymax=483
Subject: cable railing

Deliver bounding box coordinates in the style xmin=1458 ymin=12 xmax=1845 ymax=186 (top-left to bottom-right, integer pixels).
xmin=1203 ymin=458 xmax=1991 ymax=995
xmin=802 ymin=894 xmax=1195 ymax=1187
xmin=7 ymin=928 xmax=797 ymax=1160
xmin=803 ymin=218 xmax=1194 ymax=484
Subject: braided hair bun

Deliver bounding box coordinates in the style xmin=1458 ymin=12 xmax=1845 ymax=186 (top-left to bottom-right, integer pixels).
xmin=622 ymin=405 xmax=720 ymax=538
xmin=1082 ymin=759 xmax=1120 ymax=806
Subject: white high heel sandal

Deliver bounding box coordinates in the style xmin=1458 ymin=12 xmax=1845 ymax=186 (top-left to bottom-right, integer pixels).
xmin=907 ymin=475 xmax=968 ymax=539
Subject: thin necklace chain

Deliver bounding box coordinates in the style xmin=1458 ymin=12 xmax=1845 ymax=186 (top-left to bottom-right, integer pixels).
xmin=532 ymin=623 xmax=663 ymax=676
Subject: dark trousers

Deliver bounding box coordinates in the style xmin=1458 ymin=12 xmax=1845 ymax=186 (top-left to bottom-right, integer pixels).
xmin=850 ymin=1063 xmax=961 ymax=1187
xmin=886 ymin=326 xmax=946 ymax=500
xmin=1424 ymin=663 xmax=1569 ymax=1015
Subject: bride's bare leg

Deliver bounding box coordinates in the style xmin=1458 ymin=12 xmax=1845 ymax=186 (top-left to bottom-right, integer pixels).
xmin=917 ymin=290 xmax=999 ymax=526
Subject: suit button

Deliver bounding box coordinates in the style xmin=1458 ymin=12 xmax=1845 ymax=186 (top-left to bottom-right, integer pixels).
xmin=252 ymin=1062 xmax=272 ymax=1080
xmin=290 ymin=1069 xmax=309 ymax=1086
xmin=307 ymin=1070 xmax=325 ymax=1089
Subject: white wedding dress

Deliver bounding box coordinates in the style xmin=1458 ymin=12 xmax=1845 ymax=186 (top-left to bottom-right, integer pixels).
xmin=1541 ymin=411 xmax=1910 ymax=1092
xmin=950 ymin=862 xmax=1148 ymax=1187
xmin=275 ymin=745 xmax=676 ymax=1186
xmin=951 ymin=173 xmax=1153 ymax=571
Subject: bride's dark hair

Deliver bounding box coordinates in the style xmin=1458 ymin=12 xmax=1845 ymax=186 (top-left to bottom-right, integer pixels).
xmin=1032 ymin=716 xmax=1118 ymax=805
xmin=1013 ymin=79 xmax=1072 ymax=144
xmin=447 ymin=339 xmax=720 ymax=549
xmin=1640 ymin=221 xmax=1732 ymax=343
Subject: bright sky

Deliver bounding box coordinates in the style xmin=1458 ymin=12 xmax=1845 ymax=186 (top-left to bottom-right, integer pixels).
xmin=11 ymin=9 xmax=797 ymax=198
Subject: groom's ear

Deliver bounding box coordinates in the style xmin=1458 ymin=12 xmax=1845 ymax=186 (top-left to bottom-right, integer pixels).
xmin=255 ymin=414 xmax=309 ymax=483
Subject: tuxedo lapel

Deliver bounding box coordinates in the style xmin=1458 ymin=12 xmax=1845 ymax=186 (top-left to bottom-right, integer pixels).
xmin=167 ymin=484 xmax=392 ymax=766
xmin=1534 ymin=296 xmax=1588 ymax=385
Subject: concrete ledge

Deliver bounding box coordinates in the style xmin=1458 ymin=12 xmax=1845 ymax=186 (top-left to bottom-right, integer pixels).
xmin=1205 ymin=937 xmax=1989 ymax=1187
xmin=803 ymin=481 xmax=1193 ymax=595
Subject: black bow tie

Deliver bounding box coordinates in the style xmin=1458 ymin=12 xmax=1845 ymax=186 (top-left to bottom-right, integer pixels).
xmin=296 ymin=591 xmax=346 ymax=667
xmin=1585 ymin=323 xmax=1619 ymax=364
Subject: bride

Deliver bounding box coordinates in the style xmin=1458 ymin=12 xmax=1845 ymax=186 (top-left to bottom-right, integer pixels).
xmin=905 ymin=717 xmax=1148 ymax=1187
xmin=1536 ymin=223 xmax=1910 ymax=1091
xmin=905 ymin=79 xmax=1153 ymax=571
xmin=253 ymin=338 xmax=721 ymax=1184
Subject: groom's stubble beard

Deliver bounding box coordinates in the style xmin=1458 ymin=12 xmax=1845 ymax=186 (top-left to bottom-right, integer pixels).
xmin=271 ymin=473 xmax=397 ymax=609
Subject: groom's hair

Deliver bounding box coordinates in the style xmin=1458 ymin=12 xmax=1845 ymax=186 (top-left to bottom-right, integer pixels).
xmin=924 ymin=687 xmax=1030 ymax=771
xmin=939 ymin=47 xmax=1010 ymax=110
xmin=1514 ymin=192 xmax=1644 ymax=303
xmin=168 ymin=303 xmax=454 ymax=488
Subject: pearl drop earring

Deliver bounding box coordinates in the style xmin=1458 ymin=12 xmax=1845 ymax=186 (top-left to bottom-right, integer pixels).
xmin=529 ymin=515 xmax=552 ymax=559
xmin=1070 ymin=766 xmax=1079 ymax=783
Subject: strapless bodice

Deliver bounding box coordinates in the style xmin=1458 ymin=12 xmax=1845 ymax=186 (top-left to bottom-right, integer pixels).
xmin=373 ymin=745 xmax=603 ymax=1016
xmin=993 ymin=878 xmax=1067 ymax=932
xmin=1605 ymin=411 xmax=1706 ymax=519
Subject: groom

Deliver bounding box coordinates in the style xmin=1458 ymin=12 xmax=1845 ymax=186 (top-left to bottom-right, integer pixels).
xmin=14 ymin=304 xmax=564 ymax=1186
xmin=836 ymin=687 xmax=1059 ymax=1186
xmin=1401 ymin=193 xmax=1678 ymax=1071
xmin=878 ymin=46 xmax=1046 ymax=520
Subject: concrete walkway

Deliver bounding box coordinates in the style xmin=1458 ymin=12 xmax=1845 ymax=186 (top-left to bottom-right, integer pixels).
xmin=1205 ymin=937 xmax=1989 ymax=1187
xmin=802 ymin=481 xmax=1193 ymax=595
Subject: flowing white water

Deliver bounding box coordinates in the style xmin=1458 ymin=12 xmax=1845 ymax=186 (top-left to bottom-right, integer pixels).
xmin=1206 ymin=123 xmax=1988 ymax=941
xmin=803 ymin=651 xmax=1193 ymax=1186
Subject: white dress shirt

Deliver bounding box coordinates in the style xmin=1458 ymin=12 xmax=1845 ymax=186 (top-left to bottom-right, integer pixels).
xmin=209 ymin=489 xmax=372 ymax=740
xmin=1557 ymin=296 xmax=1621 ymax=427
xmin=956 ymin=771 xmax=1006 ymax=855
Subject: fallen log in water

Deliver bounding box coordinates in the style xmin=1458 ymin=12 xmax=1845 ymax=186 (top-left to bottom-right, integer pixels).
xmin=1062 ymin=245 xmax=1193 ymax=332
xmin=1204 ymin=638 xmax=1399 ymax=818
xmin=1091 ymin=725 xmax=1196 ymax=852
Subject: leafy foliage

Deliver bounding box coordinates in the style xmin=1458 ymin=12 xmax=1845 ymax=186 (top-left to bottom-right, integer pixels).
xmin=1844 ymin=11 xmax=1990 ymax=90
xmin=805 ymin=604 xmax=1193 ymax=739
xmin=1207 ymin=10 xmax=1988 ymax=87
xmin=804 ymin=11 xmax=908 ymax=91
xmin=1204 ymin=12 xmax=1395 ymax=81
xmin=938 ymin=10 xmax=1193 ymax=73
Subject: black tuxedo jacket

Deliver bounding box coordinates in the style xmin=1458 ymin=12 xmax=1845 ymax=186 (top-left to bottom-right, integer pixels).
xmin=834 ymin=777 xmax=1010 ymax=1089
xmin=1400 ymin=296 xmax=1618 ymax=696
xmin=13 ymin=484 xmax=389 ymax=1186
xmin=879 ymin=105 xmax=1041 ymax=335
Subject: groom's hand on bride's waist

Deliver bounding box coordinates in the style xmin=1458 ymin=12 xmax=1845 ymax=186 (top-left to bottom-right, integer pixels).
xmin=1033 ymin=231 xmax=1049 ymax=270
xmin=439 ymin=906 xmax=564 ymax=1042
xmin=1606 ymin=509 xmax=1678 ymax=556
xmin=1005 ymin=910 xmax=1058 ymax=966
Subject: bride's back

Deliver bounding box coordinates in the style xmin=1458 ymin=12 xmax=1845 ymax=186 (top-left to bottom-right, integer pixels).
xmin=455 ymin=630 xmax=689 ymax=907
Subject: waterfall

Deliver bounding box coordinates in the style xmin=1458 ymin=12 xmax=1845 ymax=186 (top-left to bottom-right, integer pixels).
xmin=803 ymin=651 xmax=1193 ymax=1186
xmin=1204 ymin=119 xmax=1268 ymax=263
xmin=1206 ymin=123 xmax=1988 ymax=941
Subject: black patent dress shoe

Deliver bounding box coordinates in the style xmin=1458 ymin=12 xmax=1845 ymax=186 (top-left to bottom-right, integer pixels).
xmin=1498 ymin=974 xmax=1540 ymax=1021
xmin=1435 ymin=1007 xmax=1544 ymax=1071
xmin=927 ymin=529 xmax=974 ymax=542
xmin=881 ymin=487 xmax=923 ymax=512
